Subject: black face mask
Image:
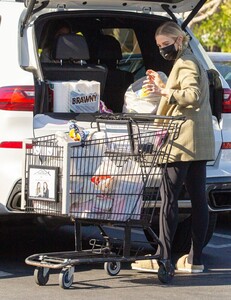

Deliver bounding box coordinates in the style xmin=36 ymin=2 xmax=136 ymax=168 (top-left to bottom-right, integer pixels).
xmin=159 ymin=43 xmax=178 ymax=60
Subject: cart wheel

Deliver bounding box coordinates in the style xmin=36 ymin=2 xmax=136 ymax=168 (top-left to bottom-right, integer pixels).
xmin=157 ymin=262 xmax=174 ymax=284
xmin=59 ymin=267 xmax=74 ymax=289
xmin=104 ymin=261 xmax=121 ymax=276
xmin=34 ymin=267 xmax=50 ymax=286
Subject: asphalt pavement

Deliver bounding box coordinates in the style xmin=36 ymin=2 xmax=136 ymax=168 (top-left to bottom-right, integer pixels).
xmin=0 ymin=214 xmax=231 ymax=300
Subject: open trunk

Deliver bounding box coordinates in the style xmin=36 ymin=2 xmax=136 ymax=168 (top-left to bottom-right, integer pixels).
xmin=32 ymin=11 xmax=174 ymax=136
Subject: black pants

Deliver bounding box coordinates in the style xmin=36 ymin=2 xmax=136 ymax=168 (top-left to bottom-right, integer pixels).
xmin=157 ymin=160 xmax=208 ymax=265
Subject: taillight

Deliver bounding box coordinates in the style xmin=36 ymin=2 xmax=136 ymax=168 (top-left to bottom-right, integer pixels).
xmin=222 ymin=88 xmax=231 ymax=113
xmin=0 ymin=141 xmax=33 ymax=149
xmin=0 ymin=86 xmax=34 ymax=111
xmin=221 ymin=142 xmax=231 ymax=149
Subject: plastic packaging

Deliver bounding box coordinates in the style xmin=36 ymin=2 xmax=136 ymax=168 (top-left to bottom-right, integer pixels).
xmin=49 ymin=80 xmax=100 ymax=113
xmin=123 ymin=71 xmax=168 ymax=114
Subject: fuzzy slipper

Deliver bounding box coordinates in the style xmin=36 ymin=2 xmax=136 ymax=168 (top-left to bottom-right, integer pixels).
xmin=175 ymin=254 xmax=204 ymax=273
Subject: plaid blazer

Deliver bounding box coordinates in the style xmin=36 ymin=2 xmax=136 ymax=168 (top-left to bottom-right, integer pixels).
xmin=157 ymin=48 xmax=215 ymax=163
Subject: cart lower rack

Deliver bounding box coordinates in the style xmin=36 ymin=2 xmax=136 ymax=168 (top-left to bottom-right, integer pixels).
xmin=22 ymin=114 xmax=184 ymax=288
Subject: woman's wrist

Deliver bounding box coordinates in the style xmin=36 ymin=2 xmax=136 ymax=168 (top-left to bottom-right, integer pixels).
xmin=159 ymin=88 xmax=169 ymax=96
xmin=158 ymin=82 xmax=166 ymax=89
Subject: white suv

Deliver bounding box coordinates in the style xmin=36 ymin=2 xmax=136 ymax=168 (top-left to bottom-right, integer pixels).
xmin=1 ymin=0 xmax=231 ymax=252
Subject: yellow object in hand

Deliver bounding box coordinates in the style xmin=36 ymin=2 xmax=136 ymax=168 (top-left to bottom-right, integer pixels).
xmin=140 ymin=87 xmax=150 ymax=97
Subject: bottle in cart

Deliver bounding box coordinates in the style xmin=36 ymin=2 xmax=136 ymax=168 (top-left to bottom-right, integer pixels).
xmin=68 ymin=120 xmax=88 ymax=144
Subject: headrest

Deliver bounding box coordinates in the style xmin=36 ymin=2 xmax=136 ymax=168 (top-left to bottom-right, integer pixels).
xmin=54 ymin=34 xmax=90 ymax=61
xmin=91 ymin=35 xmax=122 ymax=62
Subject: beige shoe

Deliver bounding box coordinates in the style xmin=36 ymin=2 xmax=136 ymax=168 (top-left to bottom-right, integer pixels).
xmin=175 ymin=254 xmax=204 ymax=273
xmin=131 ymin=257 xmax=159 ymax=273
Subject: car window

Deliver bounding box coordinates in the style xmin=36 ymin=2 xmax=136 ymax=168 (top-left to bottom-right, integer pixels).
xmin=102 ymin=28 xmax=144 ymax=78
xmin=214 ymin=61 xmax=231 ymax=87
xmin=214 ymin=62 xmax=231 ymax=78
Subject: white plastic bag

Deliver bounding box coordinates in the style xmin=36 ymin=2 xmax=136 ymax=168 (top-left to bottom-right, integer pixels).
xmin=88 ymin=157 xmax=121 ymax=209
xmin=70 ymin=157 xmax=144 ymax=221
xmin=70 ymin=157 xmax=123 ymax=219
xmin=110 ymin=159 xmax=143 ymax=221
xmin=123 ymin=72 xmax=168 ymax=114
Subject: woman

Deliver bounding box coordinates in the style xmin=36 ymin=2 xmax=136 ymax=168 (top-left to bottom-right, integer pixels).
xmin=36 ymin=181 xmax=42 ymax=197
xmin=132 ymin=21 xmax=215 ymax=273
xmin=42 ymin=182 xmax=49 ymax=199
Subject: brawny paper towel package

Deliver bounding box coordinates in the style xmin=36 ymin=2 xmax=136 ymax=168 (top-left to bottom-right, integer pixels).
xmin=50 ymin=80 xmax=100 ymax=113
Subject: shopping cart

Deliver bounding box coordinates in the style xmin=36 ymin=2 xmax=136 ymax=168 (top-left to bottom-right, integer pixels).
xmin=22 ymin=114 xmax=184 ymax=288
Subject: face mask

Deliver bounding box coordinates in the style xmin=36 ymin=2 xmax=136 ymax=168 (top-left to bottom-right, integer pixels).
xmin=159 ymin=43 xmax=178 ymax=60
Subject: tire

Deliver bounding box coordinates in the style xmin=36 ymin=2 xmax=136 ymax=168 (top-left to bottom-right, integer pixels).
xmin=59 ymin=267 xmax=74 ymax=289
xmin=104 ymin=261 xmax=121 ymax=276
xmin=157 ymin=262 xmax=174 ymax=284
xmin=34 ymin=267 xmax=49 ymax=286
xmin=172 ymin=212 xmax=217 ymax=253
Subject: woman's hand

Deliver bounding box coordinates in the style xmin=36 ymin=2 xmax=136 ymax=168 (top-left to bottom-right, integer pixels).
xmin=142 ymin=69 xmax=168 ymax=96
xmin=146 ymin=69 xmax=166 ymax=88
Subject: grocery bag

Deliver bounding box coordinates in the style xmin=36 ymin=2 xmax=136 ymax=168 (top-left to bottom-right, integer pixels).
xmin=70 ymin=157 xmax=122 ymax=219
xmin=110 ymin=159 xmax=143 ymax=221
xmin=88 ymin=157 xmax=121 ymax=210
xmin=123 ymin=72 xmax=167 ymax=114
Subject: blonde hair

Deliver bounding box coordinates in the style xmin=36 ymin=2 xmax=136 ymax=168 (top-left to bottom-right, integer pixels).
xmin=155 ymin=21 xmax=190 ymax=50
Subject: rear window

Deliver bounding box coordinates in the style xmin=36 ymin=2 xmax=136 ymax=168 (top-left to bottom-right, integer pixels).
xmin=102 ymin=28 xmax=143 ymax=77
xmin=213 ymin=61 xmax=231 ymax=87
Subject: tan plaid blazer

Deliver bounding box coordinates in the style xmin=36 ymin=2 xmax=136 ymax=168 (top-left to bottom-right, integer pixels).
xmin=157 ymin=48 xmax=215 ymax=163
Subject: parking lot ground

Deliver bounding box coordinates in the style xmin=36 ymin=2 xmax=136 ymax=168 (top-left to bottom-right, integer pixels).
xmin=0 ymin=260 xmax=231 ymax=300
xmin=0 ymin=216 xmax=231 ymax=300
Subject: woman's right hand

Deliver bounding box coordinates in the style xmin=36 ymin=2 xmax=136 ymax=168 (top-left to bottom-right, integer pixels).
xmin=146 ymin=69 xmax=166 ymax=88
xmin=142 ymin=69 xmax=168 ymax=97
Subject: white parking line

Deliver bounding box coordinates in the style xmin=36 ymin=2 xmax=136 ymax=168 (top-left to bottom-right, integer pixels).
xmin=0 ymin=271 xmax=13 ymax=278
xmin=208 ymin=243 xmax=231 ymax=249
xmin=207 ymin=232 xmax=231 ymax=249
xmin=213 ymin=233 xmax=231 ymax=240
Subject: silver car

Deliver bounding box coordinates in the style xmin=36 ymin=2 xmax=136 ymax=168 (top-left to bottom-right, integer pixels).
xmin=208 ymin=52 xmax=231 ymax=87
